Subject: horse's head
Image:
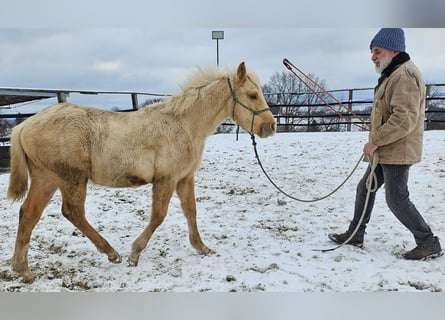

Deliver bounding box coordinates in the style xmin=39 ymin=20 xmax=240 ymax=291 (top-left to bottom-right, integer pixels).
xmin=228 ymin=62 xmax=276 ymax=138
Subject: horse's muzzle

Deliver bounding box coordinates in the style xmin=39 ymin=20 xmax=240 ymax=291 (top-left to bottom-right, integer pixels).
xmin=259 ymin=122 xmax=276 ymax=138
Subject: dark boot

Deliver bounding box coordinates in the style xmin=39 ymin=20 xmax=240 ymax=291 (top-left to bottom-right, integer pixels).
xmin=328 ymin=230 xmax=364 ymax=247
xmin=402 ymin=236 xmax=443 ymax=260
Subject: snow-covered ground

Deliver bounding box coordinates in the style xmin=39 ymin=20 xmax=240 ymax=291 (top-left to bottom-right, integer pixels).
xmin=0 ymin=130 xmax=444 ymax=292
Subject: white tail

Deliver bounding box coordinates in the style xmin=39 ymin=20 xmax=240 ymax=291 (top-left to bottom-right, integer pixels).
xmin=7 ymin=124 xmax=29 ymax=201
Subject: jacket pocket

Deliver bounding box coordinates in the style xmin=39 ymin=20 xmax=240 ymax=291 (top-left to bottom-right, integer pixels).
xmin=372 ymin=88 xmax=385 ymax=127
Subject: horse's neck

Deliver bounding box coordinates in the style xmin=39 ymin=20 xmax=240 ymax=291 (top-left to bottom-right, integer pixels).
xmin=183 ymin=80 xmax=231 ymax=137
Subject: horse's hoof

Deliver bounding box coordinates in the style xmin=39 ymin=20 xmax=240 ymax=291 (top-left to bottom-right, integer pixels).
xmin=200 ymin=247 xmax=216 ymax=255
xmin=127 ymin=255 xmax=139 ymax=267
xmin=22 ymin=272 xmax=37 ymax=284
xmin=108 ymin=252 xmax=122 ymax=264
xmin=12 ymin=264 xmax=36 ymax=284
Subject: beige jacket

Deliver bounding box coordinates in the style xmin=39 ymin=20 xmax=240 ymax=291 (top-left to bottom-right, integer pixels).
xmin=370 ymin=60 xmax=426 ymax=164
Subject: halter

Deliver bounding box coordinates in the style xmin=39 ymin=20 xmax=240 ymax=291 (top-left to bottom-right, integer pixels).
xmin=227 ymin=78 xmax=270 ymax=135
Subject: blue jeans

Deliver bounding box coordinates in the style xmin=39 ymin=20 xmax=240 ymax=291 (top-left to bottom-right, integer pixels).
xmin=348 ymin=163 xmax=434 ymax=245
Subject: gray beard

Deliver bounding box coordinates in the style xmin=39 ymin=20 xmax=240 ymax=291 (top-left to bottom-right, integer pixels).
xmin=375 ymin=56 xmax=392 ymax=74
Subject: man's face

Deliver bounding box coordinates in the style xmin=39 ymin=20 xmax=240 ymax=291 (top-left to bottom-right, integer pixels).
xmin=371 ymin=46 xmax=399 ymax=74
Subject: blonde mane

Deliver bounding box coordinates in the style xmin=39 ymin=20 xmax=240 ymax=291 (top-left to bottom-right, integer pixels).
xmin=163 ymin=65 xmax=260 ymax=115
xmin=180 ymin=66 xmax=229 ymax=92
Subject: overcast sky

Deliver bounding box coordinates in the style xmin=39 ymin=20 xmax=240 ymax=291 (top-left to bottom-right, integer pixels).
xmin=1 ymin=2 xmax=445 ymax=111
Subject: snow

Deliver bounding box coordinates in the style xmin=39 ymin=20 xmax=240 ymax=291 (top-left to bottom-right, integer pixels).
xmin=0 ymin=130 xmax=444 ymax=292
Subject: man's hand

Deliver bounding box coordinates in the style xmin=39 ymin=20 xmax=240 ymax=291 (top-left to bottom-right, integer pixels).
xmin=364 ymin=141 xmax=378 ymax=156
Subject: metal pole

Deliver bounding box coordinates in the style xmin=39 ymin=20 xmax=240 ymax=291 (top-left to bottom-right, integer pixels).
xmin=216 ymin=39 xmax=219 ymax=66
xmin=212 ymin=31 xmax=224 ymax=67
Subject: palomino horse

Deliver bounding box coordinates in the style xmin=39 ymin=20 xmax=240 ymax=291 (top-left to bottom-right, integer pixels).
xmin=7 ymin=62 xmax=276 ymax=283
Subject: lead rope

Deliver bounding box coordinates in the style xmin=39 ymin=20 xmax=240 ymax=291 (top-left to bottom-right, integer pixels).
xmin=315 ymin=152 xmax=379 ymax=252
xmin=250 ymin=133 xmax=365 ymax=203
xmin=250 ymin=133 xmax=379 ymax=252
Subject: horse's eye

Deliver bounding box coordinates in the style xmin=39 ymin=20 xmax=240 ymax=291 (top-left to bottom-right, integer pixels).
xmin=249 ymin=93 xmax=258 ymax=100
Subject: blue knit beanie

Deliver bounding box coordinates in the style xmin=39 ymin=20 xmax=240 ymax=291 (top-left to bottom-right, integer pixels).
xmin=370 ymin=28 xmax=405 ymax=52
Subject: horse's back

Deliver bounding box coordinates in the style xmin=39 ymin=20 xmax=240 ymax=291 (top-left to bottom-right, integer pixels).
xmin=17 ymin=103 xmax=157 ymax=187
xmin=19 ymin=103 xmax=100 ymax=147
xmin=15 ymin=102 xmax=202 ymax=189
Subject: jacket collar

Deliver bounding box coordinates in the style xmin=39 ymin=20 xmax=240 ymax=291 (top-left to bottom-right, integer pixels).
xmin=376 ymin=52 xmax=411 ymax=87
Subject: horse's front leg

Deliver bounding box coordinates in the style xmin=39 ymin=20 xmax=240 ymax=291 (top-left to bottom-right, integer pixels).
xmin=176 ymin=175 xmax=215 ymax=255
xmin=128 ymin=179 xmax=176 ymax=267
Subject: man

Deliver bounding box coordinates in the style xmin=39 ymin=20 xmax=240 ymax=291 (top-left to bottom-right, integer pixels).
xmin=328 ymin=28 xmax=442 ymax=260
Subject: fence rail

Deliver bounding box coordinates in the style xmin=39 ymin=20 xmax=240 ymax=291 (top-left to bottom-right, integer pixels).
xmin=257 ymin=84 xmax=445 ymax=132
xmin=1 ymin=84 xmax=443 ymax=168
xmin=1 ymin=84 xmax=445 ymax=137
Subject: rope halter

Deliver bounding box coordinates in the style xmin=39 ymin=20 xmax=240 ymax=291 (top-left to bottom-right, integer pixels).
xmin=227 ymin=78 xmax=270 ymax=135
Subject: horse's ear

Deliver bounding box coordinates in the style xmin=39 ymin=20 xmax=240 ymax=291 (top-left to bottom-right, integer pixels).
xmin=236 ymin=62 xmax=247 ymax=83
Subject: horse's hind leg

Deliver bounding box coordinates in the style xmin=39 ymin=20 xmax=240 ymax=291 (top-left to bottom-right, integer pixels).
xmin=128 ymin=179 xmax=176 ymax=267
xmin=59 ymin=183 xmax=122 ymax=264
xmin=176 ymin=175 xmax=214 ymax=254
xmin=12 ymin=171 xmax=58 ymax=283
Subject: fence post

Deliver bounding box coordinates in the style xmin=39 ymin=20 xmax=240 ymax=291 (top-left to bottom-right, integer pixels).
xmin=347 ymin=89 xmax=353 ymax=132
xmin=57 ymin=92 xmax=67 ymax=103
xmin=425 ymin=85 xmax=431 ymax=130
xmin=131 ymin=93 xmax=139 ymax=110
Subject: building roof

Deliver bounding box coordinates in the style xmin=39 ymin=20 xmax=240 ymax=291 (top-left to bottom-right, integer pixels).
xmin=0 ymin=88 xmax=57 ymax=107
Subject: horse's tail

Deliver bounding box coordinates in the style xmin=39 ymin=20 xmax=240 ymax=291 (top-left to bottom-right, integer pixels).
xmin=7 ymin=124 xmax=29 ymax=201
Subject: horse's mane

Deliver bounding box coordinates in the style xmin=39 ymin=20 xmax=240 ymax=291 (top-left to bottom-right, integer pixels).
xmin=180 ymin=66 xmax=228 ymax=92
xmin=157 ymin=65 xmax=259 ymax=115
xmin=180 ymin=64 xmax=260 ymax=94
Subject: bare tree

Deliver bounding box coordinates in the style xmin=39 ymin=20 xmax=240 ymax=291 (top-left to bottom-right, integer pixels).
xmin=0 ymin=119 xmax=12 ymax=143
xmin=139 ymin=98 xmax=165 ymax=108
xmin=262 ymin=71 xmax=328 ymax=132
